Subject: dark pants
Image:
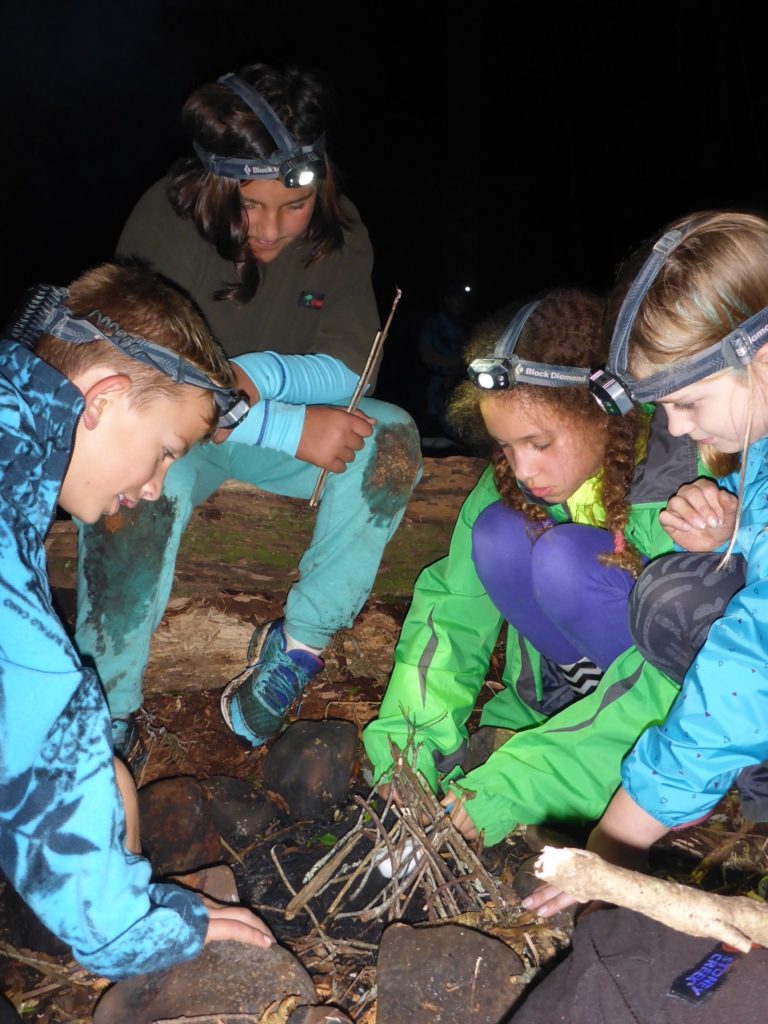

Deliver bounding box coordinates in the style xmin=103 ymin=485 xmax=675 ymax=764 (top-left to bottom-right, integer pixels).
xmin=0 ymin=995 xmax=21 ymax=1023
xmin=629 ymin=552 xmax=768 ymax=819
xmin=510 ymin=908 xmax=768 ymax=1024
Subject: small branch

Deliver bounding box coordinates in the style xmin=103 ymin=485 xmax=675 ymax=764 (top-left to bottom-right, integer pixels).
xmin=535 ymin=845 xmax=768 ymax=953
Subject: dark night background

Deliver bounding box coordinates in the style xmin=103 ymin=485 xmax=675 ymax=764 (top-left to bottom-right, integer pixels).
xmin=1 ymin=0 xmax=766 ymax=417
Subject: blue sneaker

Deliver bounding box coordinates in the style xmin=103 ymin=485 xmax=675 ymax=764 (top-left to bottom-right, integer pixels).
xmin=111 ymin=713 xmax=147 ymax=773
xmin=220 ymin=620 xmax=324 ymax=746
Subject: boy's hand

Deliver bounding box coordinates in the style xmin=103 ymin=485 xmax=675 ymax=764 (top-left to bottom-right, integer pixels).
xmin=203 ymin=900 xmax=274 ymax=949
xmin=297 ymin=406 xmax=375 ymax=472
xmin=659 ymin=479 xmax=738 ymax=551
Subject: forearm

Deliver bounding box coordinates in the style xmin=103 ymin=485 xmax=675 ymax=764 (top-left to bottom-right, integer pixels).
xmin=232 ymin=351 xmax=360 ymax=405
xmin=587 ymin=786 xmax=668 ymax=871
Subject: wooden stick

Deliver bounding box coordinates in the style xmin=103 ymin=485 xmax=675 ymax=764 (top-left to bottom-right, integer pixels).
xmin=308 ymin=288 xmax=402 ymax=508
xmin=535 ymin=845 xmax=768 ymax=953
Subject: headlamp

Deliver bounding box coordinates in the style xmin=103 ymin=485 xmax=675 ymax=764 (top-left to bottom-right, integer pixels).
xmin=604 ymin=219 xmax=768 ymax=413
xmin=468 ymin=300 xmax=594 ymax=395
xmin=192 ymin=73 xmax=326 ymax=190
xmin=6 ymin=284 xmax=249 ymax=431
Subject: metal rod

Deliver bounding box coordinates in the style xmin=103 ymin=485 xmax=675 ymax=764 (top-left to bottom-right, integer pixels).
xmin=308 ymin=287 xmax=402 ymax=508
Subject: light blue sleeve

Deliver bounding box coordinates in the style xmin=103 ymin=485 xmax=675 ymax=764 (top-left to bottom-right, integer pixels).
xmin=232 ymin=351 xmax=360 ymax=404
xmin=227 ymin=352 xmax=361 ymax=456
xmin=622 ymin=525 xmax=768 ymax=827
xmin=226 ymin=398 xmax=306 ymax=457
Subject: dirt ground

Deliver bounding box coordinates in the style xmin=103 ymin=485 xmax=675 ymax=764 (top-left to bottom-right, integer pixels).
xmin=3 ymin=455 xmax=765 ymax=1022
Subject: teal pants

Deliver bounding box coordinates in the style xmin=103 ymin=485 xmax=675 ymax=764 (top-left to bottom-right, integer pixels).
xmin=75 ymin=398 xmax=421 ymax=717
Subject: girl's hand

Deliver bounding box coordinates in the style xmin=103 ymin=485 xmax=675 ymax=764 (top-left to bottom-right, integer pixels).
xmin=441 ymin=790 xmax=480 ymax=840
xmin=659 ymin=479 xmax=738 ymax=551
xmin=203 ymin=899 xmax=274 ymax=949
xmin=521 ymin=882 xmax=579 ymax=918
xmin=297 ymin=406 xmax=375 ymax=472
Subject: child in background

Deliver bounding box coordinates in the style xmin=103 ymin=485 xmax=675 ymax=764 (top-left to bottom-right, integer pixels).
xmin=527 ymin=211 xmax=768 ymax=917
xmin=0 ymin=263 xmax=272 ymax=985
xmin=363 ymin=288 xmax=700 ymax=844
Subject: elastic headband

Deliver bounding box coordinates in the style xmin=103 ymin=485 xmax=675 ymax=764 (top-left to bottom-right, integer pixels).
xmin=605 ymin=219 xmax=768 ymax=410
xmin=193 ymin=73 xmax=326 ymax=188
xmin=468 ymin=301 xmax=592 ymax=391
xmin=7 ymin=284 xmax=249 ymax=430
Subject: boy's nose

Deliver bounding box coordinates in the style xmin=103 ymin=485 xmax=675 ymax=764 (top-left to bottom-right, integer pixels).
xmin=140 ymin=466 xmax=167 ymax=502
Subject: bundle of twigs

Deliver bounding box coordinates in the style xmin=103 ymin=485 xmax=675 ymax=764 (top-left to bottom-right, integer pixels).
xmin=280 ymin=745 xmax=510 ymax=929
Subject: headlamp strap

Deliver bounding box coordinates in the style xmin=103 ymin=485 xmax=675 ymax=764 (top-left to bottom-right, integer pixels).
xmin=609 ymin=227 xmax=686 ymax=378
xmin=218 ymin=73 xmax=297 ymax=155
xmin=722 ymin=308 xmax=768 ymax=368
xmin=5 ymin=283 xmax=246 ymax=427
xmin=217 ymin=73 xmax=324 ymax=163
xmin=494 ymin=301 xmax=540 ymax=358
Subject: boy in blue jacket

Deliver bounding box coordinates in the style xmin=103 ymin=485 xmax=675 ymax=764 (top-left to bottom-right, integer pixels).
xmin=0 ymin=262 xmax=272 ymax=990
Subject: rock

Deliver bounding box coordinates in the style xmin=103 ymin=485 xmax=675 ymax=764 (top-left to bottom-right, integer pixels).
xmin=200 ymin=774 xmax=281 ymax=842
xmin=462 ymin=727 xmax=515 ymax=774
xmin=288 ymin=1007 xmax=353 ymax=1023
xmin=138 ymin=776 xmax=222 ymax=875
xmin=376 ymin=921 xmax=526 ymax=1024
xmin=93 ymin=940 xmax=316 ymax=1024
xmin=170 ymin=864 xmax=240 ymax=904
xmin=261 ymin=720 xmax=358 ymax=821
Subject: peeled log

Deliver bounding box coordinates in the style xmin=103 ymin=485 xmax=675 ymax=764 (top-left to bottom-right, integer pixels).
xmin=535 ymin=845 xmax=768 ymax=953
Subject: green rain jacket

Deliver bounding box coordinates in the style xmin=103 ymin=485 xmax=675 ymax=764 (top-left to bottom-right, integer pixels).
xmin=363 ymin=412 xmax=701 ymax=844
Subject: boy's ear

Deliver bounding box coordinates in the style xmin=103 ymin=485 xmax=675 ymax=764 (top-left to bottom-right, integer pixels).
xmin=81 ymin=374 xmax=132 ymax=430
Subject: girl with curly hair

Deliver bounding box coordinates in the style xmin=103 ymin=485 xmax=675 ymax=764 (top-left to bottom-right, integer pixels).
xmin=364 ymin=287 xmax=703 ymax=844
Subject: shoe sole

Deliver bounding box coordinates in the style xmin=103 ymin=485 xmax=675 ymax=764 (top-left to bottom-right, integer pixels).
xmin=220 ymin=620 xmax=277 ymax=731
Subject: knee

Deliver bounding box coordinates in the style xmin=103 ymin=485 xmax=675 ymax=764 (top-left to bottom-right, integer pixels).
xmin=357 ymin=400 xmax=423 ymax=516
xmin=472 ymin=502 xmax=525 ymax=579
xmin=530 ymin=525 xmax=587 ymax=593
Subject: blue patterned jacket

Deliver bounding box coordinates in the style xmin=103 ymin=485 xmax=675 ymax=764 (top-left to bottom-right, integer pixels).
xmin=0 ymin=340 xmax=207 ymax=978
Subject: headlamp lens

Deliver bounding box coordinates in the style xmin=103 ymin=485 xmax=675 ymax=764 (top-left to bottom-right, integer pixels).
xmin=281 ymin=155 xmax=323 ymax=189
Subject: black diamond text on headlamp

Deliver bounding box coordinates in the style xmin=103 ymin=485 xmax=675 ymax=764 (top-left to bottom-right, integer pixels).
xmin=192 ymin=73 xmax=326 ymax=189
xmin=6 ymin=284 xmax=249 ymax=431
xmin=468 ymin=300 xmax=597 ymax=395
xmin=604 ymin=219 xmax=768 ymax=412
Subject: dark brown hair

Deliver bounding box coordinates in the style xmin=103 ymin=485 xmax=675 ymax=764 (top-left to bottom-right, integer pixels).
xmin=449 ymin=288 xmax=646 ymax=574
xmin=167 ymin=62 xmax=348 ymax=303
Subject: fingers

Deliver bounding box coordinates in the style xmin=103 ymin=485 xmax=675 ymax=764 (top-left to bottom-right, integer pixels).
xmin=665 ymin=479 xmax=732 ymax=530
xmin=441 ymin=790 xmax=480 ymax=840
xmin=521 ymin=882 xmax=578 ymax=918
xmin=659 ymin=480 xmax=738 ymax=551
xmin=349 ymin=408 xmax=377 ymax=432
xmin=203 ymin=901 xmax=274 ymax=949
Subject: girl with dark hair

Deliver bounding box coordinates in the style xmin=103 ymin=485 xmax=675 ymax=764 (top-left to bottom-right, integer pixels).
xmin=74 ymin=62 xmax=421 ymax=760
xmin=363 ymin=287 xmax=702 ymax=844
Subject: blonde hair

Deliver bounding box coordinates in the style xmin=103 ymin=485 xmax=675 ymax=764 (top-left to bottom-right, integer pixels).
xmin=615 ymin=211 xmax=768 ymax=373
xmin=613 ymin=211 xmax=768 ymax=552
xmin=35 ymin=262 xmax=234 ymax=428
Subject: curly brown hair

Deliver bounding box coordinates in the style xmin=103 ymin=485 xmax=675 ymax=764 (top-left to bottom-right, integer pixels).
xmin=448 ymin=288 xmax=647 ymax=575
